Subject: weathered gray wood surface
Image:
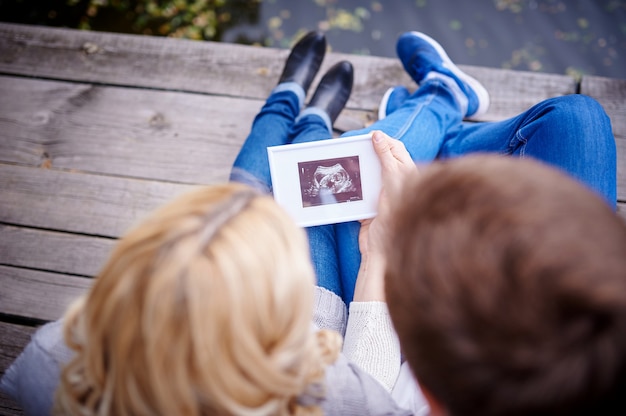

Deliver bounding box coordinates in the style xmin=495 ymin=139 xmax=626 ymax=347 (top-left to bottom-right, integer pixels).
xmin=0 ymin=23 xmax=578 ymax=122
xmin=0 ymin=225 xmax=114 ymax=277
xmin=0 ymin=164 xmax=197 ymax=237
xmin=1 ymin=22 xmax=625 ymax=413
xmin=0 ymin=266 xmax=91 ymax=322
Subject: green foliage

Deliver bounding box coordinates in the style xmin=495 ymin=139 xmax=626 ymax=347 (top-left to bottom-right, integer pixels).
xmin=82 ymin=0 xmax=261 ymax=41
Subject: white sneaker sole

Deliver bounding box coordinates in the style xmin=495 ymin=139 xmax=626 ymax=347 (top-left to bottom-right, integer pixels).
xmin=378 ymin=87 xmax=396 ymax=120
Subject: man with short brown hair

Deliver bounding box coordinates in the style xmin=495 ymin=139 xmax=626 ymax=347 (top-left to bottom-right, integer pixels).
xmin=358 ymin=131 xmax=626 ymax=415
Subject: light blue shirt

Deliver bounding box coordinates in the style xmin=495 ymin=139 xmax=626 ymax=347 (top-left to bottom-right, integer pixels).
xmin=1 ymin=320 xmax=413 ymax=415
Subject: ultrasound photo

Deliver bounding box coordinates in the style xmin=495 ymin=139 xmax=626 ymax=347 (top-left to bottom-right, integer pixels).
xmin=298 ymin=156 xmax=363 ymax=207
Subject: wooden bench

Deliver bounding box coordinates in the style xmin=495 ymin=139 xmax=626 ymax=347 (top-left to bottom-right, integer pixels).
xmin=0 ymin=22 xmax=624 ymax=414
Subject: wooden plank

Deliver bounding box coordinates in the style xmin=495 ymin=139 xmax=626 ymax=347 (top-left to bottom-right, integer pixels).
xmin=0 ymin=225 xmax=114 ymax=277
xmin=0 ymin=390 xmax=23 ymax=416
xmin=0 ymin=75 xmax=370 ymax=180
xmin=0 ymin=265 xmax=90 ymax=322
xmin=0 ymin=22 xmax=577 ymax=121
xmin=0 ymin=75 xmax=254 ymax=183
xmin=0 ymin=22 xmax=284 ymax=100
xmin=0 ymin=322 xmax=34 ymax=416
xmin=0 ymin=163 xmax=197 ymax=238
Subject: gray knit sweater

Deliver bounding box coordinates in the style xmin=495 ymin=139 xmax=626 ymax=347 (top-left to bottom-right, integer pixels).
xmin=1 ymin=289 xmax=423 ymax=415
xmin=313 ymin=287 xmax=430 ymax=414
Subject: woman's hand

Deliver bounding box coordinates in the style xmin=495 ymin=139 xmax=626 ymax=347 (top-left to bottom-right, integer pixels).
xmin=354 ymin=130 xmax=418 ymax=302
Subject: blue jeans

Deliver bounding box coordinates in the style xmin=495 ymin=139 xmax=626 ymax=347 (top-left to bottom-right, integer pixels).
xmin=231 ymin=79 xmax=617 ymax=304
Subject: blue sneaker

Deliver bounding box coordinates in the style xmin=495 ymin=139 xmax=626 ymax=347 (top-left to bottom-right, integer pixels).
xmin=396 ymin=31 xmax=490 ymax=119
xmin=377 ymin=86 xmax=411 ymax=120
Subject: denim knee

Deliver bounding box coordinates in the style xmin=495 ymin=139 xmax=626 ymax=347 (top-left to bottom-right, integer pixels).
xmin=535 ymin=95 xmax=614 ymax=150
xmin=548 ymin=95 xmax=611 ymax=131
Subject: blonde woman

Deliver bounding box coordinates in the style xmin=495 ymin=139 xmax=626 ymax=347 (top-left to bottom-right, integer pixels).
xmin=2 ymin=31 xmax=411 ymax=416
xmin=55 ymin=183 xmax=338 ymax=415
xmin=2 ymin=183 xmax=409 ymax=415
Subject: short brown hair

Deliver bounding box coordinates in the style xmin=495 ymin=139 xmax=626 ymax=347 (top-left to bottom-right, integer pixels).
xmin=385 ymin=155 xmax=626 ymax=416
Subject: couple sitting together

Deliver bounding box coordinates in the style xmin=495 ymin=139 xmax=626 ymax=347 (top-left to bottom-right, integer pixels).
xmin=3 ymin=29 xmax=625 ymax=416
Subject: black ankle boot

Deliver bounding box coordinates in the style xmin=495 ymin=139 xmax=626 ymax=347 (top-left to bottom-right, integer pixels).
xmin=278 ymin=31 xmax=327 ymax=94
xmin=307 ymin=61 xmax=354 ymax=125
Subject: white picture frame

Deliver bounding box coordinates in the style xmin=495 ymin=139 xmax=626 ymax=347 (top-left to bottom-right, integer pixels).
xmin=267 ymin=133 xmax=381 ymax=227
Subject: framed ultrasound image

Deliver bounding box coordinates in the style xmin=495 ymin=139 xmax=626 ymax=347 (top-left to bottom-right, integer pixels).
xmin=267 ymin=133 xmax=381 ymax=227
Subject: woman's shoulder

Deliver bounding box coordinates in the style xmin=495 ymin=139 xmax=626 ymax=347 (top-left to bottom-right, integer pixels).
xmin=0 ymin=320 xmax=73 ymax=415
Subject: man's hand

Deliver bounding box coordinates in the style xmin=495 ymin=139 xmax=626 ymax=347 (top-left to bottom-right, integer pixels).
xmin=360 ymin=131 xmax=417 ymax=260
xmin=372 ymin=130 xmax=417 ymax=196
xmin=354 ymin=131 xmax=418 ymax=302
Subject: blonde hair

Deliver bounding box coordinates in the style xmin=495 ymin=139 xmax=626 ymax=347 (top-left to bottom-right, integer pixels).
xmin=54 ymin=183 xmax=341 ymax=415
